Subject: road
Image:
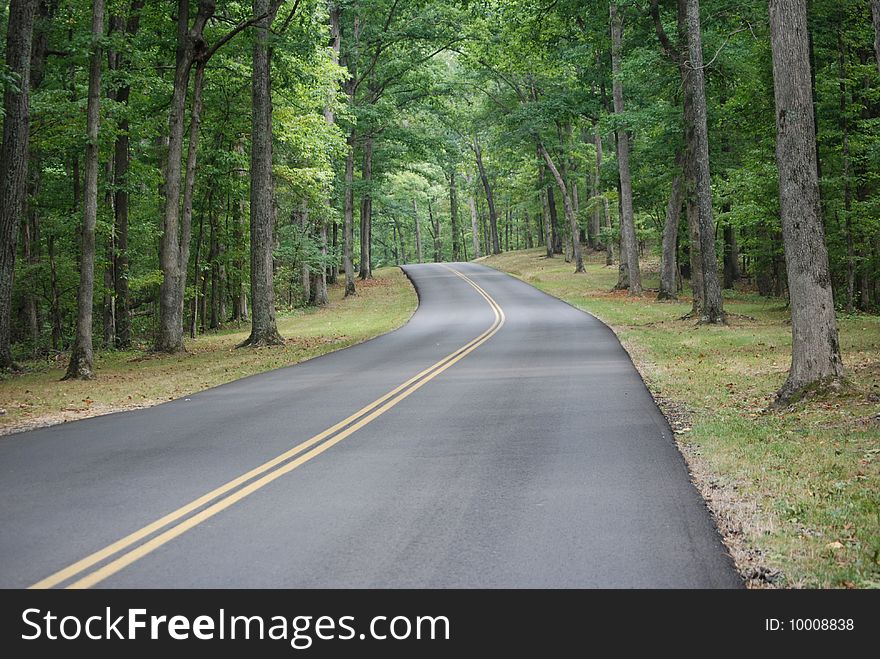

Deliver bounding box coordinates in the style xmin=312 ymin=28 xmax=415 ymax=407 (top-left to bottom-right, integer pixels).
xmin=0 ymin=262 xmax=741 ymax=588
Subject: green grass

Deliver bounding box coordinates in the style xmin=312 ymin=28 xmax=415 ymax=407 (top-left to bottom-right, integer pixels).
xmin=0 ymin=267 xmax=417 ymax=434
xmin=483 ymin=248 xmax=880 ymax=589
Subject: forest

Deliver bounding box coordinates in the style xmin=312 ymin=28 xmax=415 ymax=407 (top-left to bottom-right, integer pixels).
xmin=0 ymin=0 xmax=878 ymax=402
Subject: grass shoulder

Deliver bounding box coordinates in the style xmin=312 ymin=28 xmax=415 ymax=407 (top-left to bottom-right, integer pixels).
xmin=483 ymin=248 xmax=879 ymax=589
xmin=0 ymin=267 xmax=417 ymax=436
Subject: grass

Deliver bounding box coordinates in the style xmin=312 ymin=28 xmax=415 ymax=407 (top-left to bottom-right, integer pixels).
xmin=0 ymin=267 xmax=417 ymax=435
xmin=482 ymin=248 xmax=880 ymax=589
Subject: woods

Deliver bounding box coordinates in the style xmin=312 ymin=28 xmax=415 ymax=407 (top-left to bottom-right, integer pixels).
xmin=0 ymin=0 xmax=877 ymax=404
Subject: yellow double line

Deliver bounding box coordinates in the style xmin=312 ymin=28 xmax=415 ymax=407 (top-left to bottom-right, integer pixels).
xmin=30 ymin=266 xmax=505 ymax=589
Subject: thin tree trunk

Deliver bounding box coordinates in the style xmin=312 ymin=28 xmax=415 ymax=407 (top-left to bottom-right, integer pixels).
xmin=412 ymin=198 xmax=423 ymax=263
xmin=359 ymin=134 xmax=373 ymax=279
xmin=449 ymin=169 xmax=460 ymax=261
xmin=109 ymin=1 xmax=143 ymax=349
xmin=0 ymin=0 xmax=37 ymax=369
xmin=474 ymin=136 xmax=500 ymax=254
xmin=610 ymin=3 xmax=642 ymax=295
xmin=230 ymin=139 xmax=248 ymax=321
xmin=428 ymin=197 xmax=441 ymax=262
xmin=769 ymin=0 xmax=844 ymax=403
xmin=540 ymin=170 xmax=553 ymax=258
xmin=722 ymin=223 xmax=739 ymax=290
xmin=659 ymin=152 xmax=685 ymax=300
xmin=465 ymin=174 xmax=480 ymax=259
xmin=539 ymin=144 xmax=584 ymax=272
xmin=315 ymin=0 xmax=339 ymax=307
xmin=590 ymin=124 xmax=604 ymax=250
xmin=241 ymin=0 xmax=283 ymax=347
xmin=299 ymin=201 xmax=311 ymax=304
xmin=872 ymin=0 xmax=880 ymax=74
xmin=343 ymin=130 xmax=356 ymax=295
xmin=684 ymin=0 xmax=723 ymax=321
xmin=64 ymin=0 xmax=104 ymax=379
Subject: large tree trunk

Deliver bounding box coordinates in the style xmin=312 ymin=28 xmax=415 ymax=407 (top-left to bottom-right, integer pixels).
xmin=449 ymin=169 xmax=460 ymax=261
xmin=539 ymin=144 xmax=584 ymax=273
xmin=769 ymin=0 xmax=844 ymax=404
xmin=359 ymin=134 xmax=373 ymax=279
xmin=412 ymin=198 xmax=423 ymax=262
xmin=464 ymin=174 xmax=480 ymax=259
xmin=241 ymin=0 xmax=283 ymax=347
xmin=64 ymin=0 xmax=104 ymax=380
xmin=658 ymin=151 xmax=685 ymax=300
xmin=0 ymin=0 xmax=37 ymax=369
xmin=684 ymin=0 xmax=723 ymax=321
xmin=473 ymin=136 xmax=500 ymax=254
xmin=609 ymin=3 xmax=642 ymax=295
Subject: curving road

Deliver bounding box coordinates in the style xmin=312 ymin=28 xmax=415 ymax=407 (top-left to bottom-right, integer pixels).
xmin=0 ymin=263 xmax=741 ymax=588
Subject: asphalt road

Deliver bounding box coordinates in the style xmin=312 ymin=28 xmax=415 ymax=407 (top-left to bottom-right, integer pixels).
xmin=0 ymin=262 xmax=741 ymax=588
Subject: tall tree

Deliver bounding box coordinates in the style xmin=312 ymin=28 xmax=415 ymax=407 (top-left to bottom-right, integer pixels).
xmin=464 ymin=173 xmax=480 ymax=259
xmin=0 ymin=0 xmax=38 ymax=369
xmin=873 ymin=0 xmax=880 ymax=74
xmin=609 ymin=3 xmax=642 ymax=295
xmin=473 ymin=135 xmax=501 ymax=254
xmin=108 ymin=2 xmax=144 ymax=350
xmin=658 ymin=151 xmax=685 ymax=300
xmin=769 ymin=0 xmax=844 ymax=403
xmin=64 ymin=0 xmax=104 ymax=379
xmin=241 ymin=0 xmax=284 ymax=346
xmin=684 ymin=0 xmax=723 ymax=322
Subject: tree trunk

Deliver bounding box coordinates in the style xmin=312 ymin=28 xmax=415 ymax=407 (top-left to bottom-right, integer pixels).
xmin=464 ymin=174 xmax=480 ymax=259
xmin=474 ymin=136 xmax=500 ymax=254
xmin=64 ymin=0 xmax=104 ymax=380
xmin=109 ymin=1 xmax=143 ymax=349
xmin=359 ymin=134 xmax=373 ymax=279
xmin=157 ymin=1 xmax=205 ymax=352
xmin=412 ymin=198 xmax=423 ymax=263
xmin=299 ymin=201 xmax=311 ymax=304
xmin=315 ymin=0 xmax=339 ymax=307
xmin=428 ymin=198 xmax=441 ymax=262
xmin=769 ymin=0 xmax=844 ymax=403
xmin=231 ymin=139 xmax=248 ymax=322
xmin=539 ymin=144 xmax=584 ymax=273
xmin=659 ymin=151 xmax=685 ymax=300
xmin=343 ymin=129 xmax=356 ymax=295
xmin=590 ymin=124 xmax=604 ymax=250
xmin=684 ymin=0 xmax=723 ymax=321
xmin=722 ymin=223 xmax=739 ymax=290
xmin=241 ymin=0 xmax=283 ymax=347
xmin=872 ymin=0 xmax=880 ymax=74
xmin=0 ymin=0 xmax=37 ymax=369
xmin=610 ymin=3 xmax=642 ymax=295
xmin=449 ymin=169 xmax=460 ymax=261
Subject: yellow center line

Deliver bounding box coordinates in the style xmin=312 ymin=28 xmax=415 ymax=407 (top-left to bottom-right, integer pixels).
xmin=29 ymin=265 xmax=505 ymax=590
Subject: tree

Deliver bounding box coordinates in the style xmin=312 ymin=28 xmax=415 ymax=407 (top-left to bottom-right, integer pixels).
xmin=658 ymin=151 xmax=685 ymax=300
xmin=768 ymin=0 xmax=844 ymax=403
xmin=473 ymin=135 xmax=500 ymax=254
xmin=684 ymin=0 xmax=723 ymax=322
xmin=0 ymin=0 xmax=38 ymax=369
xmin=610 ymin=3 xmax=641 ymax=295
xmin=64 ymin=0 xmax=104 ymax=380
xmin=241 ymin=0 xmax=284 ymax=347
